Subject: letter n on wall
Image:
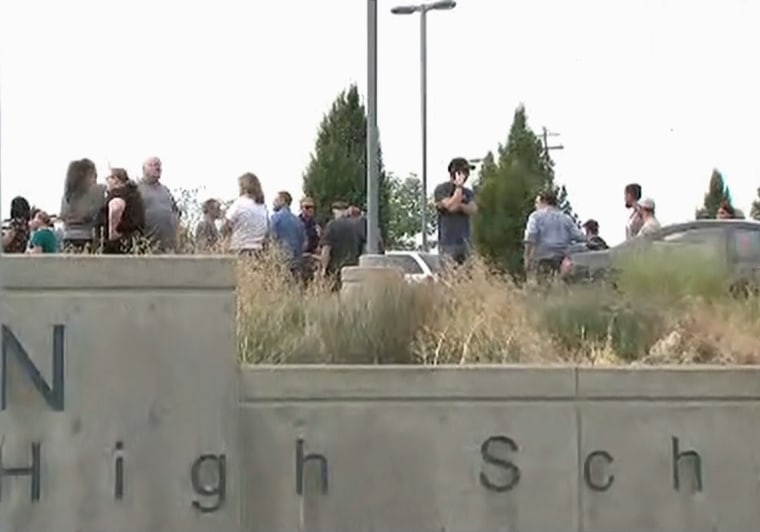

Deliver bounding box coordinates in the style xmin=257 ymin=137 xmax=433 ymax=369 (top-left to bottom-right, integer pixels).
xmin=1 ymin=325 xmax=65 ymax=411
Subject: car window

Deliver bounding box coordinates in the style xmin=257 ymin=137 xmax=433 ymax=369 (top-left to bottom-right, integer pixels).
xmin=734 ymin=229 xmax=760 ymax=260
xmin=419 ymin=253 xmax=441 ymax=272
xmin=386 ymin=255 xmax=424 ymax=274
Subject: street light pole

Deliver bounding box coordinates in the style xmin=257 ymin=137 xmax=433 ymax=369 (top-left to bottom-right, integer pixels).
xmin=391 ymin=0 xmax=456 ymax=252
xmin=366 ymin=0 xmax=380 ymax=254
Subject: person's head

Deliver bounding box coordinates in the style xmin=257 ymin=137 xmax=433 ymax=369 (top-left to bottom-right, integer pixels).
xmin=64 ymin=159 xmax=97 ymax=200
xmin=717 ymin=201 xmax=735 ymax=220
xmin=331 ymin=200 xmax=349 ymax=219
xmin=537 ymin=189 xmax=558 ymax=208
xmin=273 ymin=191 xmax=292 ymax=212
xmin=447 ymin=157 xmax=475 ymax=182
xmin=639 ymin=197 xmax=656 ymax=218
xmin=583 ymin=219 xmax=600 ymax=237
xmin=202 ymin=199 xmax=221 ymax=220
xmin=300 ymin=197 xmax=315 ymax=218
xmin=29 ymin=209 xmax=53 ymax=231
xmin=10 ymin=196 xmax=31 ymax=222
xmin=347 ymin=205 xmax=362 ymax=218
xmin=106 ymin=168 xmax=130 ymax=191
xmin=238 ymin=172 xmax=265 ymax=203
xmin=142 ymin=156 xmax=162 ymax=183
xmin=624 ymin=183 xmax=642 ymax=209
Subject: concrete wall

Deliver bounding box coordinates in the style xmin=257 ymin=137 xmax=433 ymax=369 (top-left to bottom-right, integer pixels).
xmin=0 ymin=256 xmax=239 ymax=532
xmin=241 ymin=365 xmax=760 ymax=532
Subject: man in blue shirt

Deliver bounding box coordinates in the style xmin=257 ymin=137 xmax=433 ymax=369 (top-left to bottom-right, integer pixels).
xmin=524 ymin=189 xmax=586 ymax=282
xmin=434 ymin=157 xmax=478 ymax=265
xmin=271 ymin=191 xmax=306 ymax=280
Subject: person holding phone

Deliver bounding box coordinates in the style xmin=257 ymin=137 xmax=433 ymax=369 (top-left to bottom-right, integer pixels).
xmin=434 ymin=157 xmax=478 ymax=265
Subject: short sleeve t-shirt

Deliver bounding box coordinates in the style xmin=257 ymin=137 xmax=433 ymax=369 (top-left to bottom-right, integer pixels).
xmin=434 ymin=181 xmax=475 ymax=247
xmin=225 ymin=196 xmax=269 ymax=251
xmin=320 ymin=217 xmax=361 ymax=274
xmin=30 ymin=228 xmax=58 ymax=253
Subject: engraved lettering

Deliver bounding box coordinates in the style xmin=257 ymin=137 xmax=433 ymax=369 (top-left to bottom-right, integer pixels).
xmin=114 ymin=441 xmax=124 ymax=500
xmin=0 ymin=441 xmax=42 ymax=502
xmin=295 ymin=438 xmax=328 ymax=495
xmin=583 ymin=450 xmax=614 ymax=491
xmin=672 ymin=436 xmax=702 ymax=492
xmin=191 ymin=454 xmax=227 ymax=513
xmin=479 ymin=435 xmax=520 ymax=492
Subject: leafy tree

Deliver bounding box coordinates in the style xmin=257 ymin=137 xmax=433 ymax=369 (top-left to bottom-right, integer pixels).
xmin=302 ymin=85 xmax=389 ymax=238
xmin=695 ymin=169 xmax=732 ymax=219
xmin=751 ymin=188 xmax=760 ymax=221
xmin=473 ymin=104 xmax=555 ymax=276
xmin=385 ymin=173 xmax=436 ymax=250
xmin=556 ymin=184 xmax=581 ymax=227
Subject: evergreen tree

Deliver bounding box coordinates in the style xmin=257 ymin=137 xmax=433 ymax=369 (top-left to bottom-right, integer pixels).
xmin=695 ymin=169 xmax=732 ymax=219
xmin=556 ymin=184 xmax=581 ymax=227
xmin=302 ymin=85 xmax=389 ymax=238
xmin=751 ymin=188 xmax=760 ymax=221
xmin=473 ymin=105 xmax=555 ymax=276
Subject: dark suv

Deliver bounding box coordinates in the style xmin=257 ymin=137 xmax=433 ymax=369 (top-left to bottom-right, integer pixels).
xmin=565 ymin=220 xmax=760 ymax=289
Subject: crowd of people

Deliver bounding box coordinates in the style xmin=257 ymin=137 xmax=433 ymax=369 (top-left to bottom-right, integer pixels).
xmin=0 ymin=156 xmax=380 ymax=290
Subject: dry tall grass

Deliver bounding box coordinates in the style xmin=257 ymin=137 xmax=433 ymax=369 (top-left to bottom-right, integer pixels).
xmin=234 ymin=248 xmax=760 ymax=365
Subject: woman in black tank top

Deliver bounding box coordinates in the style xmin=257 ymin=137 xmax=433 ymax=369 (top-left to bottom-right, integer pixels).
xmin=100 ymin=169 xmax=146 ymax=254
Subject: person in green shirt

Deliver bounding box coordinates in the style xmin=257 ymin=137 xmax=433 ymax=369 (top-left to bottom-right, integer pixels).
xmin=27 ymin=210 xmax=59 ymax=254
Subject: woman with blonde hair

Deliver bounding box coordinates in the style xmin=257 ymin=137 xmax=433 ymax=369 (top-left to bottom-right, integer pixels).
xmin=223 ymin=172 xmax=269 ymax=256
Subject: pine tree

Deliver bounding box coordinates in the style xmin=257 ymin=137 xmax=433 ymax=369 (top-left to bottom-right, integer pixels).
xmin=556 ymin=184 xmax=581 ymax=227
xmin=302 ymin=85 xmax=390 ymax=238
xmin=695 ymin=169 xmax=732 ymax=219
xmin=473 ymin=104 xmax=555 ymax=276
xmin=751 ymin=188 xmax=760 ymax=221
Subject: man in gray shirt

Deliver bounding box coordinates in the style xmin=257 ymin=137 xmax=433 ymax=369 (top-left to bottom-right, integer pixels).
xmin=138 ymin=156 xmax=180 ymax=252
xmin=434 ymin=157 xmax=478 ymax=265
xmin=523 ymin=189 xmax=586 ymax=282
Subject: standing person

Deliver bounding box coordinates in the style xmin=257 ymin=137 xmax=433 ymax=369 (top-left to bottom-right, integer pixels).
xmin=60 ymin=158 xmax=106 ymax=252
xmin=271 ymin=191 xmax=306 ymax=279
xmin=101 ymin=168 xmax=146 ymax=254
xmin=320 ymin=201 xmax=361 ymax=291
xmin=195 ymin=199 xmax=222 ymax=251
xmin=138 ymin=156 xmax=180 ymax=252
xmin=716 ymin=201 xmax=736 ymax=220
xmin=27 ymin=210 xmax=58 ymax=254
xmin=222 ymin=172 xmax=269 ymax=258
xmin=434 ymin=157 xmax=477 ymax=265
xmin=299 ymin=197 xmax=320 ymax=255
xmin=624 ymin=183 xmax=643 ymax=240
xmin=523 ymin=189 xmax=587 ymax=282
xmin=636 ymin=198 xmax=661 ymax=236
xmin=582 ymin=219 xmax=609 ymax=250
xmin=2 ymin=196 xmax=32 ymax=253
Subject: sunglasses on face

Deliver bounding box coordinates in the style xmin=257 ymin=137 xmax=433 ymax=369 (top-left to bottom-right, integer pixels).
xmin=302 ymin=205 xmax=314 ymax=210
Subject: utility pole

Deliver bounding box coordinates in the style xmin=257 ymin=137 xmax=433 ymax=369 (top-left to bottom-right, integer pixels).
xmin=541 ymin=126 xmax=564 ymax=162
xmin=366 ymin=0 xmax=379 ymax=254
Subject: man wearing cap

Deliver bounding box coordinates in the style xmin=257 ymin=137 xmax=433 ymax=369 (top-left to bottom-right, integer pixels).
xmin=582 ymin=219 xmax=609 ymax=251
xmin=320 ymin=201 xmax=361 ymax=291
xmin=434 ymin=157 xmax=477 ymax=264
xmin=636 ymin=198 xmax=661 ymax=236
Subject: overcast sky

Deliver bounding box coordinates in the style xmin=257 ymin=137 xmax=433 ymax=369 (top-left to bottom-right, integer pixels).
xmin=1 ymin=0 xmax=758 ymax=244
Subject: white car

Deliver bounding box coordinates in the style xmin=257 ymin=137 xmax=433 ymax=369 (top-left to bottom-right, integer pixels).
xmin=376 ymin=251 xmax=442 ymax=282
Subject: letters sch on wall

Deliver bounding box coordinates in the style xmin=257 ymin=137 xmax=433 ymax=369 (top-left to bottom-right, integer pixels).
xmin=2 ymin=325 xmax=706 ymax=511
xmin=0 ymin=325 xmax=226 ymax=513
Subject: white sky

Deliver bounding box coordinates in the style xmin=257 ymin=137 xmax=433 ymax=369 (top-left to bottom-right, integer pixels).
xmin=1 ymin=0 xmax=758 ymax=244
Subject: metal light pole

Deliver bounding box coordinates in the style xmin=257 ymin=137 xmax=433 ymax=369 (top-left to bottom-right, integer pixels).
xmin=366 ymin=0 xmax=380 ymax=254
xmin=391 ymin=0 xmax=456 ymax=252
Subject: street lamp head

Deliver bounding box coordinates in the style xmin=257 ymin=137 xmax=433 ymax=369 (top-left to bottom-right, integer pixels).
xmin=391 ymin=5 xmax=420 ymax=14
xmin=427 ymin=0 xmax=456 ymax=11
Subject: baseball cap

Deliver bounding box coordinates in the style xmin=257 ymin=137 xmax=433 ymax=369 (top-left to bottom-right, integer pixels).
xmin=639 ymin=198 xmax=655 ymax=211
xmin=447 ymin=157 xmax=476 ymax=174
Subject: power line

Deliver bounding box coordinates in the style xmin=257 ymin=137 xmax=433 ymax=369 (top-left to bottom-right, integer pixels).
xmin=541 ymin=126 xmax=564 ymax=161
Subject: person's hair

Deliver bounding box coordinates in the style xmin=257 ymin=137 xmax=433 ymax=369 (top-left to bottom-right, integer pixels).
xmin=538 ymin=189 xmax=558 ymax=207
xmin=34 ymin=210 xmax=53 ymax=227
xmin=624 ymin=183 xmax=642 ymax=201
xmin=10 ymin=196 xmax=31 ymax=221
xmin=718 ymin=200 xmax=735 ymax=217
xmin=278 ymin=191 xmax=292 ymax=207
xmin=202 ymin=199 xmax=219 ymax=215
xmin=64 ymin=159 xmax=96 ymax=201
xmin=583 ymin=219 xmax=599 ymax=234
xmin=331 ymin=200 xmax=348 ymax=210
xmin=110 ymin=168 xmax=130 ymax=184
xmin=301 ymin=196 xmax=315 ymax=207
xmin=239 ymin=173 xmax=264 ymax=204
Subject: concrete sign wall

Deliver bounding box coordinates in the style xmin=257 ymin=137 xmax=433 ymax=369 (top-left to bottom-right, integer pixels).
xmin=0 ymin=256 xmax=239 ymax=532
xmin=241 ymin=366 xmax=760 ymax=532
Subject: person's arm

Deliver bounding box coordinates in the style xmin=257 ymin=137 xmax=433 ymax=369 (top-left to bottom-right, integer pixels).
xmin=319 ymin=221 xmax=336 ymax=272
xmin=568 ymin=217 xmax=586 ymax=243
xmin=108 ymin=198 xmax=126 ymax=240
xmin=270 ymin=214 xmax=281 ymax=242
xmin=434 ymin=183 xmax=462 ymax=212
xmin=2 ymin=228 xmax=16 ymax=248
xmin=458 ymin=189 xmax=477 ymax=215
xmin=221 ymin=200 xmax=238 ymax=238
xmin=523 ymin=211 xmax=539 ymax=270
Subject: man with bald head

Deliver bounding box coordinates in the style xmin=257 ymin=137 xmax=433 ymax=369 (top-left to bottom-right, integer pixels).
xmin=138 ymin=156 xmax=181 ymax=252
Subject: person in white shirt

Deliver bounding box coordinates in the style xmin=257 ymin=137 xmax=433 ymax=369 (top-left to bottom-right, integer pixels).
xmin=636 ymin=198 xmax=661 ymax=236
xmin=223 ymin=172 xmax=269 ymax=256
xmin=624 ymin=183 xmax=644 ymax=240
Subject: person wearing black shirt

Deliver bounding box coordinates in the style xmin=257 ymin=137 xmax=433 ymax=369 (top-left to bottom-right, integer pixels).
xmin=320 ymin=201 xmax=360 ymax=291
xmin=100 ymin=169 xmax=146 ymax=254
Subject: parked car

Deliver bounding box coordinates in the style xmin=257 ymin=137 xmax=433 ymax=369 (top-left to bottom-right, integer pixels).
xmin=565 ymin=220 xmax=760 ymax=289
xmin=371 ymin=251 xmax=442 ymax=282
